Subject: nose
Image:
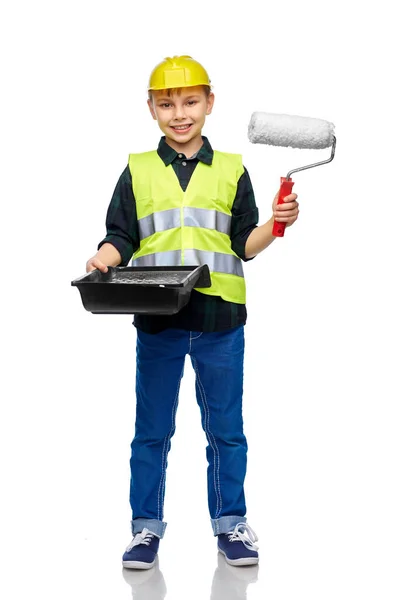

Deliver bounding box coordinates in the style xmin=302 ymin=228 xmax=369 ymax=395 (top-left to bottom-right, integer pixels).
xmin=173 ymin=103 xmax=186 ymax=120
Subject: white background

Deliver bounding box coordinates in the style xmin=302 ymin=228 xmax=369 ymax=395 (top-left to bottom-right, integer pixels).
xmin=1 ymin=1 xmax=399 ymax=599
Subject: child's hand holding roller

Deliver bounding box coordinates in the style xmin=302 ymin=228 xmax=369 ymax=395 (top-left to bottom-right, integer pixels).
xmin=272 ymin=190 xmax=299 ymax=228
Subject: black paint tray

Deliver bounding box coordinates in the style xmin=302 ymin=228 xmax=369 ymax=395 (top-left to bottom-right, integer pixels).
xmin=71 ymin=265 xmax=211 ymax=314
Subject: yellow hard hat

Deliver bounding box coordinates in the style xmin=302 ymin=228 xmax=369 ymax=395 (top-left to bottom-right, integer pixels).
xmin=148 ymin=55 xmax=211 ymax=91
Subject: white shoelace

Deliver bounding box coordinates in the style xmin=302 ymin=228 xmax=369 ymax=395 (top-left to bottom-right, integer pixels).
xmin=228 ymin=522 xmax=259 ymax=551
xmin=125 ymin=527 xmax=155 ymax=551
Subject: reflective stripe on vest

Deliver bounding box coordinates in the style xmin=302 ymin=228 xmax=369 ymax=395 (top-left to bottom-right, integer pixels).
xmin=138 ymin=207 xmax=232 ymax=239
xmin=132 ymin=250 xmax=244 ymax=277
xmin=128 ymin=150 xmax=246 ymax=304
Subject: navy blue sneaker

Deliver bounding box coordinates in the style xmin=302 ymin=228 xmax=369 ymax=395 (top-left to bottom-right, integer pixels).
xmin=217 ymin=523 xmax=259 ymax=566
xmin=122 ymin=528 xmax=160 ymax=570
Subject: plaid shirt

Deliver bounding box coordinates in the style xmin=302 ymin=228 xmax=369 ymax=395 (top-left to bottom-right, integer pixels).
xmin=98 ymin=136 xmax=259 ymax=333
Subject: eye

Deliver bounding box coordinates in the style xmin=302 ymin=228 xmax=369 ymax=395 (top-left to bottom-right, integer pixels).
xmin=187 ymin=100 xmax=197 ymax=106
xmin=160 ymin=103 xmax=172 ymax=108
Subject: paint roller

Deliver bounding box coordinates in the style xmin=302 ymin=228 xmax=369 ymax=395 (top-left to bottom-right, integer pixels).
xmin=248 ymin=112 xmax=336 ymax=236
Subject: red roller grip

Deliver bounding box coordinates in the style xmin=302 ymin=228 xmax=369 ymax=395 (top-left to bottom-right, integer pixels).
xmin=272 ymin=177 xmax=295 ymax=237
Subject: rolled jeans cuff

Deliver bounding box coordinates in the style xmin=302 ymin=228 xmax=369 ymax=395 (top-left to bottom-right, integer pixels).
xmin=131 ymin=518 xmax=167 ymax=539
xmin=211 ymin=515 xmax=247 ymax=535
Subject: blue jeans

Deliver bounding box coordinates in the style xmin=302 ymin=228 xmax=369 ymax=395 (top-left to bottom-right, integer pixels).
xmin=129 ymin=326 xmax=248 ymax=538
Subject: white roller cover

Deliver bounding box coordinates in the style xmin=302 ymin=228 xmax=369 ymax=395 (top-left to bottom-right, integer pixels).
xmin=248 ymin=112 xmax=335 ymax=149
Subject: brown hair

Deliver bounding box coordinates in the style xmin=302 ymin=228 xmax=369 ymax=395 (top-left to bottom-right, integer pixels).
xmin=148 ymin=85 xmax=212 ymax=102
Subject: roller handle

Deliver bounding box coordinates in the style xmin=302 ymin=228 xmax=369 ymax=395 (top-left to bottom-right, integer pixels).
xmin=272 ymin=177 xmax=295 ymax=237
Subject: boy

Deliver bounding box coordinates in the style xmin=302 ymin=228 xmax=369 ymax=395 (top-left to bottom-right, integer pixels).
xmin=85 ymin=56 xmax=299 ymax=569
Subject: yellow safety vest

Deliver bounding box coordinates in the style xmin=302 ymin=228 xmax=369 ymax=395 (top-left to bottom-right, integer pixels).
xmin=128 ymin=150 xmax=246 ymax=304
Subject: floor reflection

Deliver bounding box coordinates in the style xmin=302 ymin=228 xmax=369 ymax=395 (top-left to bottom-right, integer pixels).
xmin=122 ymin=551 xmax=259 ymax=599
xmin=210 ymin=552 xmax=259 ymax=599
xmin=122 ymin=558 xmax=167 ymax=600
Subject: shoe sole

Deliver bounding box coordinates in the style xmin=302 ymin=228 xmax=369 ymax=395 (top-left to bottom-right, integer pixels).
xmin=218 ymin=548 xmax=259 ymax=566
xmin=122 ymin=559 xmax=155 ymax=570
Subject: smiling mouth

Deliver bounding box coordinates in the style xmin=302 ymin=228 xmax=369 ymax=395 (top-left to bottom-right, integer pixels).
xmin=170 ymin=124 xmax=192 ymax=132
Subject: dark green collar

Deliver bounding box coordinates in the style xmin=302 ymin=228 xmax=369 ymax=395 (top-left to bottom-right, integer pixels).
xmin=157 ymin=136 xmax=213 ymax=166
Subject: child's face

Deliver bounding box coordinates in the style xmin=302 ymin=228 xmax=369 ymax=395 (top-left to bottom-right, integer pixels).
xmin=148 ymin=86 xmax=214 ymax=147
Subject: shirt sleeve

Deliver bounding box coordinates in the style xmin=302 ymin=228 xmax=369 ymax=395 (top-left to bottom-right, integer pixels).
xmin=230 ymin=166 xmax=259 ymax=261
xmin=97 ymin=166 xmax=140 ymax=266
